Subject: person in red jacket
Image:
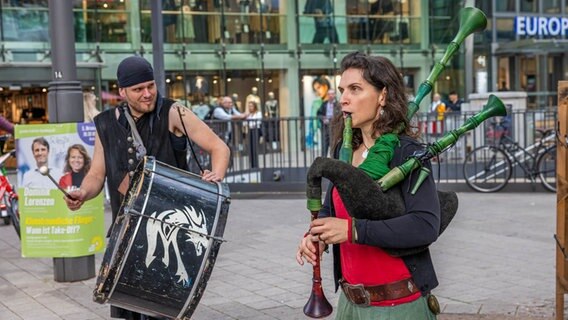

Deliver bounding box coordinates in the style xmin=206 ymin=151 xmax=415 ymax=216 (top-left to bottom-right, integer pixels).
xmin=59 ymin=144 xmax=91 ymax=192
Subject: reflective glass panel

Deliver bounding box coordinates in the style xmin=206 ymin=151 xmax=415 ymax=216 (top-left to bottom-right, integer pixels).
xmin=543 ymin=0 xmax=560 ymax=13
xmin=496 ymin=18 xmax=515 ymax=41
xmin=1 ymin=0 xmax=49 ymax=41
xmin=73 ymin=0 xmax=130 ymax=43
xmin=495 ymin=0 xmax=515 ymax=12
xmin=138 ymin=0 xmax=284 ymax=44
xmin=520 ymin=0 xmax=538 ymax=13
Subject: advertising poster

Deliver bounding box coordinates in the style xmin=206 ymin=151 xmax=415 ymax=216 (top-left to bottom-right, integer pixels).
xmin=15 ymin=123 xmax=105 ymax=258
xmin=302 ymin=75 xmax=339 ymax=149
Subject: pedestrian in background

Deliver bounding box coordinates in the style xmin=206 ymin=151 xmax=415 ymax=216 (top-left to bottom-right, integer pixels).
xmin=245 ymin=100 xmax=262 ymax=168
xmin=445 ymin=91 xmax=463 ymax=113
xmin=0 ymin=114 xmax=14 ymax=154
xmin=83 ymin=92 xmax=101 ymax=122
xmin=212 ymin=96 xmax=248 ymax=144
xmin=430 ymin=93 xmax=446 ymax=135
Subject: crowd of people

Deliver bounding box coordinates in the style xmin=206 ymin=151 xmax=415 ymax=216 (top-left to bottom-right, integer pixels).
xmin=428 ymin=91 xmax=463 ymax=135
xmin=186 ymin=91 xmax=283 ymax=169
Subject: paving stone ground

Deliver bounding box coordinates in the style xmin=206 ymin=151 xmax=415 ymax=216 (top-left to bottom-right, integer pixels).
xmin=0 ymin=192 xmax=561 ymax=319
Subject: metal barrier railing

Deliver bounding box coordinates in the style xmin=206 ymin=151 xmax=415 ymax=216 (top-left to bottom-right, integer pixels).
xmin=191 ymin=110 xmax=557 ymax=191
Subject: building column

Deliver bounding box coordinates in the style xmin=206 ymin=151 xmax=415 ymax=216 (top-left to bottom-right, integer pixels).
xmin=537 ymin=54 xmax=548 ymax=108
xmin=464 ymin=0 xmax=475 ymax=97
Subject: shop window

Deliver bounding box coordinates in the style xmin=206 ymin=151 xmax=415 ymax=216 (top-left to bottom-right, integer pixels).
xmin=72 ymin=0 xmax=130 ymax=43
xmin=520 ymin=0 xmax=538 ymax=13
xmin=343 ymin=0 xmax=419 ymax=45
xmin=163 ymin=70 xmax=281 ymax=115
xmin=300 ymin=0 xmax=340 ymax=44
xmin=1 ymin=1 xmax=49 ymax=41
xmin=543 ymin=0 xmax=561 ymax=13
xmin=497 ymin=57 xmax=511 ymax=92
xmin=138 ymin=0 xmax=284 ymax=45
xmin=495 ymin=18 xmax=514 ymax=41
xmin=495 ymin=0 xmax=515 ymax=11
xmin=429 ymin=1 xmax=460 ymax=45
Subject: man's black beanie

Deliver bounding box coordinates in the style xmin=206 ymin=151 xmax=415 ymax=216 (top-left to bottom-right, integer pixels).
xmin=117 ymin=56 xmax=154 ymax=88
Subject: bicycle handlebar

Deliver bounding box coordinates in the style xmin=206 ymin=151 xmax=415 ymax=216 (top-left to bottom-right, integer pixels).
xmin=0 ymin=150 xmax=15 ymax=168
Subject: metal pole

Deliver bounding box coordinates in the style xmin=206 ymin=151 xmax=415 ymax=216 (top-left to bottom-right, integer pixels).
xmin=47 ymin=0 xmax=84 ymax=123
xmin=0 ymin=2 xmax=4 ymax=42
xmin=151 ymin=0 xmax=166 ymax=95
xmin=47 ymin=0 xmax=95 ymax=282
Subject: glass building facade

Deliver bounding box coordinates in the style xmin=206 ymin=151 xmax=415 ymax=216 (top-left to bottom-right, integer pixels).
xmin=0 ymin=0 xmax=469 ymax=124
xmin=474 ymin=0 xmax=568 ymax=109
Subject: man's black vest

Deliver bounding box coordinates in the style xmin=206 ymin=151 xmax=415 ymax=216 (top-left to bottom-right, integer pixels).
xmin=94 ymin=97 xmax=187 ymax=220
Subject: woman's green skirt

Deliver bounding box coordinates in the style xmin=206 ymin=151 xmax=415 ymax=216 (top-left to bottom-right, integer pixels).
xmin=335 ymin=292 xmax=437 ymax=320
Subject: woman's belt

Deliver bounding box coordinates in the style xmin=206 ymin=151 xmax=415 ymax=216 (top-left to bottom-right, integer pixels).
xmin=339 ymin=278 xmax=419 ymax=306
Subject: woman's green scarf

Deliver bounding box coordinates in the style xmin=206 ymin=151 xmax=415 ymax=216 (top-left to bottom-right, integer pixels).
xmin=358 ymin=133 xmax=399 ymax=180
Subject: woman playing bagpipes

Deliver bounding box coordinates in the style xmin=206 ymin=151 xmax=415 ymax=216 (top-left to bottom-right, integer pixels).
xmin=296 ymin=52 xmax=441 ymax=320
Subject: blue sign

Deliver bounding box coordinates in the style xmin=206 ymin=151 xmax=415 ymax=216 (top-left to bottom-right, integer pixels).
xmin=515 ymin=16 xmax=568 ymax=36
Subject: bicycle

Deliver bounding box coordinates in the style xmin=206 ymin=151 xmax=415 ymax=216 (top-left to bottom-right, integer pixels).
xmin=0 ymin=150 xmax=19 ymax=237
xmin=463 ymin=121 xmax=556 ymax=193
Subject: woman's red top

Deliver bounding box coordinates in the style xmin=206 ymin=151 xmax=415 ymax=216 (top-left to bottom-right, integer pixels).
xmin=333 ymin=188 xmax=420 ymax=306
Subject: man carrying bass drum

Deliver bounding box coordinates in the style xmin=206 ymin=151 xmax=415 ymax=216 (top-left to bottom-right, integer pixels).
xmin=64 ymin=56 xmax=230 ymax=320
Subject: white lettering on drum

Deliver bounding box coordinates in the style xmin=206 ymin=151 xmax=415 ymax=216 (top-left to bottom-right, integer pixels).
xmin=145 ymin=206 xmax=209 ymax=285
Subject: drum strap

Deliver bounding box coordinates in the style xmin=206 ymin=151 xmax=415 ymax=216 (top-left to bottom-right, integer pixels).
xmin=123 ymin=109 xmax=147 ymax=161
xmin=175 ymin=103 xmax=205 ymax=173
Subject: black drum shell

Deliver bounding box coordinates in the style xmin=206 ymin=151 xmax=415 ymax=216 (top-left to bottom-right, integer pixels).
xmin=93 ymin=157 xmax=230 ymax=319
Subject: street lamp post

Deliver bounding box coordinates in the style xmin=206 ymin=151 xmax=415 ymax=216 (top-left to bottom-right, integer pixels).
xmin=47 ymin=0 xmax=95 ymax=282
xmin=151 ymin=0 xmax=166 ymax=95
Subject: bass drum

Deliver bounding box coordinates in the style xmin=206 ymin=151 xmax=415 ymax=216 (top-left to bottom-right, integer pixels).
xmin=94 ymin=156 xmax=230 ymax=319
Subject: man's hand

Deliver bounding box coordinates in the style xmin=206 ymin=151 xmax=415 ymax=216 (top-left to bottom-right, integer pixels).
xmin=64 ymin=189 xmax=87 ymax=211
xmin=201 ymin=169 xmax=222 ymax=182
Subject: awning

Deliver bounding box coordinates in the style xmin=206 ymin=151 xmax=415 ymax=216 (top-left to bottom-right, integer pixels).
xmin=0 ymin=61 xmax=105 ymax=68
xmin=494 ymin=39 xmax=568 ymax=55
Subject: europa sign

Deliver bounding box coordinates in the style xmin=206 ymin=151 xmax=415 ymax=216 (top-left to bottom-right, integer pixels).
xmin=515 ymin=16 xmax=568 ymax=36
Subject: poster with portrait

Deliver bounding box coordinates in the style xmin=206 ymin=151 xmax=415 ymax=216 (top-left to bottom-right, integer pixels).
xmin=15 ymin=123 xmax=105 ymax=258
xmin=302 ymin=74 xmax=339 ymax=149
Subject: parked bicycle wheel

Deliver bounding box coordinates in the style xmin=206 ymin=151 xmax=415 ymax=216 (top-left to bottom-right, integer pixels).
xmin=5 ymin=194 xmax=19 ymax=238
xmin=463 ymin=146 xmax=512 ymax=192
xmin=537 ymin=145 xmax=556 ymax=192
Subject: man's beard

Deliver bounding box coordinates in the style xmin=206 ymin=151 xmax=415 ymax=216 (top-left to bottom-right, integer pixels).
xmin=128 ymin=97 xmax=156 ymax=116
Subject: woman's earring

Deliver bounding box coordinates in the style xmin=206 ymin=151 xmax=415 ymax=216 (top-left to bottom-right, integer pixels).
xmin=380 ymin=109 xmax=385 ymax=115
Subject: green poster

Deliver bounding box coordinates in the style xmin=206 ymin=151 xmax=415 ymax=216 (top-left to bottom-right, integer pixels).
xmin=16 ymin=123 xmax=105 ymax=258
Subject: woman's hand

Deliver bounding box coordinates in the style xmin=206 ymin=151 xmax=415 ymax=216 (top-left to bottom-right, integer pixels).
xmin=296 ymin=233 xmax=326 ymax=266
xmin=309 ymin=217 xmax=348 ymax=245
